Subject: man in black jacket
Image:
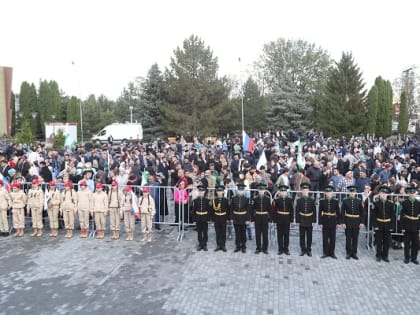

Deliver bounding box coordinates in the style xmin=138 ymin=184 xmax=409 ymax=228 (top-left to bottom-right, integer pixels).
xmin=251 ymin=184 xmax=271 ymax=254
xmin=272 ymin=185 xmax=293 ymax=255
xmin=401 ymin=186 xmax=420 ymax=264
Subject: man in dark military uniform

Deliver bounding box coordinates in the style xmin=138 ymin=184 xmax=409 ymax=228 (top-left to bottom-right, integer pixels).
xmin=230 ymin=184 xmax=250 ymax=253
xmin=341 ymin=185 xmax=365 ymax=260
xmin=318 ymin=185 xmax=340 ymax=259
xmin=295 ymin=183 xmax=316 ymax=256
xmin=251 ymin=184 xmax=272 ymax=254
xmin=401 ymin=186 xmax=420 ymax=264
xmin=210 ymin=185 xmax=230 ymax=252
xmin=192 ymin=185 xmax=210 ymax=251
xmin=272 ymin=185 xmax=293 ymax=255
xmin=372 ymin=186 xmax=395 ymax=262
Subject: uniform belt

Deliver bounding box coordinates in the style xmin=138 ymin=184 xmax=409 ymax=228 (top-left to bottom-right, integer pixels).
xmin=196 ymin=211 xmax=208 ymax=215
xmin=233 ymin=211 xmax=247 ymax=215
xmin=277 ymin=211 xmax=290 ymax=215
xmin=345 ymin=213 xmax=360 ymax=218
xmin=376 ymin=218 xmax=391 ymax=222
xmin=299 ymin=212 xmax=313 ymax=217
xmin=256 ymin=211 xmax=268 ymax=215
xmin=214 ymin=212 xmax=227 ymax=216
xmin=404 ymin=215 xmax=419 ymax=221
xmin=322 ymin=212 xmax=336 ymax=216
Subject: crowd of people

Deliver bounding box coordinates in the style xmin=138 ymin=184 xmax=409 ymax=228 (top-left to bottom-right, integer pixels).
xmin=0 ymin=131 xmax=419 ymax=263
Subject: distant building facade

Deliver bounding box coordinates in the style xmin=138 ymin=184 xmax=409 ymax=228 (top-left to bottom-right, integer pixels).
xmin=0 ymin=66 xmax=13 ymax=136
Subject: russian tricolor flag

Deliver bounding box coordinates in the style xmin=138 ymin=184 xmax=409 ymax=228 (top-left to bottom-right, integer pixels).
xmin=242 ymin=130 xmax=254 ymax=153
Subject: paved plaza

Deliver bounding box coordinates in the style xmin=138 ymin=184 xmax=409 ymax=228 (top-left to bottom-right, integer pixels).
xmin=0 ymin=225 xmax=419 ymax=315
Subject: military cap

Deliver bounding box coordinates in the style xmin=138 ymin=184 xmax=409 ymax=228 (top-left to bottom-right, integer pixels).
xmin=277 ymin=185 xmax=289 ymax=191
xmin=300 ymin=183 xmax=311 ymax=190
xmin=257 ymin=183 xmax=267 ymax=190
xmin=406 ymin=186 xmax=417 ymax=194
xmin=379 ymin=186 xmax=391 ymax=194
xmin=324 ymin=185 xmax=334 ymax=192
xmin=347 ymin=185 xmax=357 ymax=192
xmin=215 ymin=185 xmax=225 ymax=192
xmin=197 ymin=185 xmax=207 ymax=191
xmin=236 ymin=184 xmax=246 ymax=190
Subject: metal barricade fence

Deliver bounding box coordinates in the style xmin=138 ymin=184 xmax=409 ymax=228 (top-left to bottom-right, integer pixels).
xmin=4 ymin=183 xmax=414 ymax=245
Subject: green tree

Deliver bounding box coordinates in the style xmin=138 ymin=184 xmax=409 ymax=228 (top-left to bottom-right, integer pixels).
xmin=15 ymin=120 xmax=34 ymax=144
xmin=66 ymin=96 xmax=82 ymax=139
xmin=38 ymin=80 xmax=62 ymax=138
xmin=19 ymin=82 xmax=37 ymax=135
xmin=267 ymin=72 xmax=309 ymax=133
xmin=52 ymin=128 xmax=66 ymax=150
xmin=316 ymin=52 xmax=366 ymax=137
xmin=257 ymin=38 xmax=331 ymax=133
xmin=374 ymin=77 xmax=393 ymax=137
xmin=398 ymin=91 xmax=408 ymax=134
xmin=140 ymin=63 xmax=164 ymax=139
xmin=161 ymin=35 xmax=231 ymax=138
xmin=240 ymin=77 xmax=268 ymax=133
xmin=366 ymin=85 xmax=378 ymax=134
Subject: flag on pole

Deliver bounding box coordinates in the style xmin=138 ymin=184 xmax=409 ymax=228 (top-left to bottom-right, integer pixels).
xmin=140 ymin=171 xmax=148 ymax=187
xmin=242 ymin=130 xmax=254 ymax=153
xmin=130 ymin=191 xmax=139 ymax=218
xmin=64 ymin=133 xmax=76 ymax=149
xmin=256 ymin=150 xmax=267 ymax=170
xmin=44 ymin=191 xmax=52 ymax=210
xmin=295 ymin=138 xmax=305 ymax=170
xmin=1 ymin=174 xmax=8 ymax=188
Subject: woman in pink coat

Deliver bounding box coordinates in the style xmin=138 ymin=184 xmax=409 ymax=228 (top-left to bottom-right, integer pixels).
xmin=174 ymin=181 xmax=189 ymax=224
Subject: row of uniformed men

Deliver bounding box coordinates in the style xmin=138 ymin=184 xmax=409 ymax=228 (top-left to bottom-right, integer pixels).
xmin=191 ymin=183 xmax=419 ymax=264
xmin=0 ymin=179 xmax=156 ymax=242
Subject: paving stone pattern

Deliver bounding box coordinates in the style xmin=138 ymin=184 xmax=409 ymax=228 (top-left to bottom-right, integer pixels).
xmin=0 ymin=226 xmax=419 ymax=315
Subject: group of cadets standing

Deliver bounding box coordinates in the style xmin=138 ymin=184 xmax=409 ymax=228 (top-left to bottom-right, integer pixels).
xmin=0 ymin=179 xmax=156 ymax=242
xmin=1 ymin=178 xmax=419 ymax=264
xmin=192 ymin=182 xmax=419 ymax=264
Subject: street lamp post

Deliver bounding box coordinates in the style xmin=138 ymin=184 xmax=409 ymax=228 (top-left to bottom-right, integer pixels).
xmin=129 ymin=106 xmax=133 ymax=123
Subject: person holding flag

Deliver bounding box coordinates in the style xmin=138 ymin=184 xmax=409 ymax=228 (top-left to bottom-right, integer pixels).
xmin=122 ymin=185 xmax=137 ymax=241
xmin=46 ymin=181 xmax=61 ymax=237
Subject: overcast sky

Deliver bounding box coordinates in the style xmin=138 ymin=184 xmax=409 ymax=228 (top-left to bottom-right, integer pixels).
xmin=1 ymin=0 xmax=418 ymax=100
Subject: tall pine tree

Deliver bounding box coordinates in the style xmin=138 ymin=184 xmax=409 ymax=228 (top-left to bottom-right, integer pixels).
xmin=374 ymin=77 xmax=393 ymax=137
xmin=366 ymin=85 xmax=378 ymax=134
xmin=316 ymin=52 xmax=366 ymax=137
xmin=141 ymin=63 xmax=164 ymax=139
xmin=398 ymin=91 xmax=408 ymax=134
xmin=161 ymin=35 xmax=230 ymax=138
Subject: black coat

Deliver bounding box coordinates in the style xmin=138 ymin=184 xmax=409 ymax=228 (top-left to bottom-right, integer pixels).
xmin=251 ymin=195 xmax=272 ymax=224
xmin=192 ymin=196 xmax=211 ymax=223
xmin=372 ymin=200 xmax=395 ymax=230
xmin=400 ymin=199 xmax=420 ymax=232
xmin=318 ymin=198 xmax=340 ymax=227
xmin=272 ymin=196 xmax=294 ymax=224
xmin=229 ymin=195 xmax=250 ymax=224
xmin=210 ymin=197 xmax=230 ymax=224
xmin=341 ymin=197 xmax=365 ymax=228
xmin=295 ymin=197 xmax=316 ymax=227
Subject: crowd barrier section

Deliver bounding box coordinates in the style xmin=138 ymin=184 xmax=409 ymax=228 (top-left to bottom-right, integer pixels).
xmin=4 ymin=183 xmax=414 ymax=248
